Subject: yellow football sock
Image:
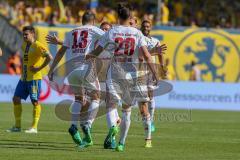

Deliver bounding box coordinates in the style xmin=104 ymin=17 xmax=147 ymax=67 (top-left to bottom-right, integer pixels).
xmin=14 ymin=104 xmax=22 ymax=128
xmin=32 ymin=104 xmax=41 ymax=129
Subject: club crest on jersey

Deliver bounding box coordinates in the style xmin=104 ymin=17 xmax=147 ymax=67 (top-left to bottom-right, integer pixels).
xmin=174 ymin=29 xmax=240 ymax=82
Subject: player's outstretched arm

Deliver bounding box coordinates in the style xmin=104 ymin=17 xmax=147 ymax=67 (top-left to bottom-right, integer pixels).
xmin=149 ymin=42 xmax=168 ymax=79
xmin=157 ymin=44 xmax=167 ymax=79
xmin=150 ymin=43 xmax=167 ymax=55
xmin=45 ymin=34 xmax=63 ymax=45
xmin=159 ymin=64 xmax=168 ymax=80
xmin=140 ymin=46 xmax=159 ymax=82
xmin=85 ymin=45 xmax=104 ymax=60
xmin=157 ymin=50 xmax=168 ymax=79
xmin=48 ymin=46 xmax=67 ymax=81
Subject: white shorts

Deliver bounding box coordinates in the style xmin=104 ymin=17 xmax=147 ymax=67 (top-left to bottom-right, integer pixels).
xmin=106 ymin=63 xmax=149 ymax=106
xmin=67 ymin=61 xmax=100 ymax=94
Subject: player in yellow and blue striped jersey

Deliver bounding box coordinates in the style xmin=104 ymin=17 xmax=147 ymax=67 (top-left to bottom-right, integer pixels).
xmin=7 ymin=26 xmax=52 ymax=134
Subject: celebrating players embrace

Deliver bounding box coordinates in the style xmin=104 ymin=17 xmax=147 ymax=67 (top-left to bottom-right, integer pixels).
xmin=48 ymin=3 xmax=167 ymax=152
xmin=7 ymin=2 xmax=167 ymax=152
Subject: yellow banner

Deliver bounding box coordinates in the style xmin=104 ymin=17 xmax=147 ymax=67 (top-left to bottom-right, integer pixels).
xmin=35 ymin=25 xmax=240 ymax=82
xmin=152 ymin=27 xmax=240 ymax=82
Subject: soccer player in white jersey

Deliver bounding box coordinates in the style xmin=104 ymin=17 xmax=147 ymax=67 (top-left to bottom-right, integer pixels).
xmin=46 ymin=21 xmax=120 ymax=149
xmin=86 ymin=3 xmax=159 ymax=151
xmin=48 ymin=11 xmax=105 ymax=148
xmin=129 ymin=17 xmax=167 ymax=147
xmin=128 ymin=17 xmax=154 ymax=148
xmin=140 ymin=20 xmax=167 ymax=132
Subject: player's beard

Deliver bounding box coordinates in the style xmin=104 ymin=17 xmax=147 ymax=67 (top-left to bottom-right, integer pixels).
xmin=143 ymin=30 xmax=150 ymax=37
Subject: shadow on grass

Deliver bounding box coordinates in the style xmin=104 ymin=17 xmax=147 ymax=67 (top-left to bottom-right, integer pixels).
xmin=0 ymin=139 xmax=75 ymax=151
xmin=0 ymin=139 xmax=71 ymax=145
xmin=0 ymin=139 xmax=105 ymax=152
xmin=0 ymin=145 xmax=75 ymax=151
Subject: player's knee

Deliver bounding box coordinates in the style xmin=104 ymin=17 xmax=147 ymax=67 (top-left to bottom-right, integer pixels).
xmin=148 ymin=93 xmax=153 ymax=99
xmin=107 ymin=98 xmax=120 ymax=109
xmin=139 ymin=102 xmax=148 ymax=117
xmin=122 ymin=109 xmax=131 ymax=122
xmin=106 ymin=103 xmax=117 ymax=111
xmin=148 ymin=90 xmax=153 ymax=97
xmin=122 ymin=103 xmax=130 ymax=110
xmin=139 ymin=109 xmax=144 ymax=116
xmin=31 ymin=100 xmax=39 ymax=106
xmin=12 ymin=96 xmax=21 ymax=105
xmin=139 ymin=109 xmax=147 ymax=117
xmin=75 ymin=95 xmax=84 ymax=103
xmin=122 ymin=107 xmax=131 ymax=112
xmin=92 ymin=93 xmax=100 ymax=100
xmin=91 ymin=91 xmax=100 ymax=101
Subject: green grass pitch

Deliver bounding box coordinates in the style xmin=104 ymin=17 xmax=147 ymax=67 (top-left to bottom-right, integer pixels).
xmin=0 ymin=102 xmax=240 ymax=160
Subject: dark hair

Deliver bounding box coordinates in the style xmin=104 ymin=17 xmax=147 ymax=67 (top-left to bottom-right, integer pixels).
xmin=141 ymin=20 xmax=151 ymax=26
xmin=117 ymin=3 xmax=132 ymax=20
xmin=191 ymin=61 xmax=196 ymax=67
xmin=22 ymin=26 xmax=35 ymax=33
xmin=100 ymin=21 xmax=112 ymax=28
xmin=82 ymin=10 xmax=95 ymax=25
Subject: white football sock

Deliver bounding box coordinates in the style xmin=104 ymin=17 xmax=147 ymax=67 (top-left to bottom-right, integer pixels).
xmin=115 ymin=108 xmax=120 ymax=120
xmin=142 ymin=115 xmax=151 ymax=140
xmin=71 ymin=101 xmax=82 ymax=126
xmin=148 ymin=99 xmax=155 ymax=122
xmin=119 ymin=110 xmax=131 ymax=145
xmin=106 ymin=107 xmax=118 ymax=128
xmin=87 ymin=100 xmax=100 ymax=127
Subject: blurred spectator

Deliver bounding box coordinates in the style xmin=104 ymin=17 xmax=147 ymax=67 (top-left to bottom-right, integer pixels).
xmin=7 ymin=52 xmax=21 ymax=75
xmin=43 ymin=0 xmax=52 ymax=21
xmin=143 ymin=13 xmax=155 ymax=25
xmin=173 ymin=0 xmax=183 ymax=26
xmin=65 ymin=6 xmax=75 ymax=24
xmin=190 ymin=20 xmax=198 ymax=28
xmin=48 ymin=11 xmax=59 ymax=26
xmin=1 ymin=0 xmax=240 ymax=29
xmin=105 ymin=9 xmax=117 ymax=24
xmin=196 ymin=9 xmax=204 ymax=26
xmin=0 ymin=2 xmax=10 ymax=18
xmin=33 ymin=8 xmax=43 ymax=23
xmin=161 ymin=1 xmax=169 ymax=25
xmin=189 ymin=61 xmax=201 ymax=81
xmin=96 ymin=6 xmax=117 ymax=24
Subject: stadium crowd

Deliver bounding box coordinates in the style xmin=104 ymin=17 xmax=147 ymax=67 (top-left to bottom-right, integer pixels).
xmin=1 ymin=0 xmax=240 ymax=30
xmin=0 ymin=0 xmax=209 ymax=81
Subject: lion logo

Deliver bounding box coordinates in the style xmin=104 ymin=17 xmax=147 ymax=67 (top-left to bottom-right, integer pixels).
xmin=174 ymin=30 xmax=240 ymax=82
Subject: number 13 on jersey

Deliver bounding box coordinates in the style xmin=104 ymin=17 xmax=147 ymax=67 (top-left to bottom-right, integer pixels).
xmin=72 ymin=30 xmax=88 ymax=49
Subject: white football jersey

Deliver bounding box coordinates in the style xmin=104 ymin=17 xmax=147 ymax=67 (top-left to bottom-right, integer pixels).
xmin=145 ymin=36 xmax=159 ymax=50
xmin=63 ymin=25 xmax=105 ymax=58
xmin=98 ymin=25 xmax=147 ymax=62
xmin=144 ymin=36 xmax=160 ymax=63
xmin=133 ymin=36 xmax=160 ymax=63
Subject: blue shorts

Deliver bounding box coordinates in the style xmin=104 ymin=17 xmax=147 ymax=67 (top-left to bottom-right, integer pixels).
xmin=14 ymin=80 xmax=41 ymax=101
